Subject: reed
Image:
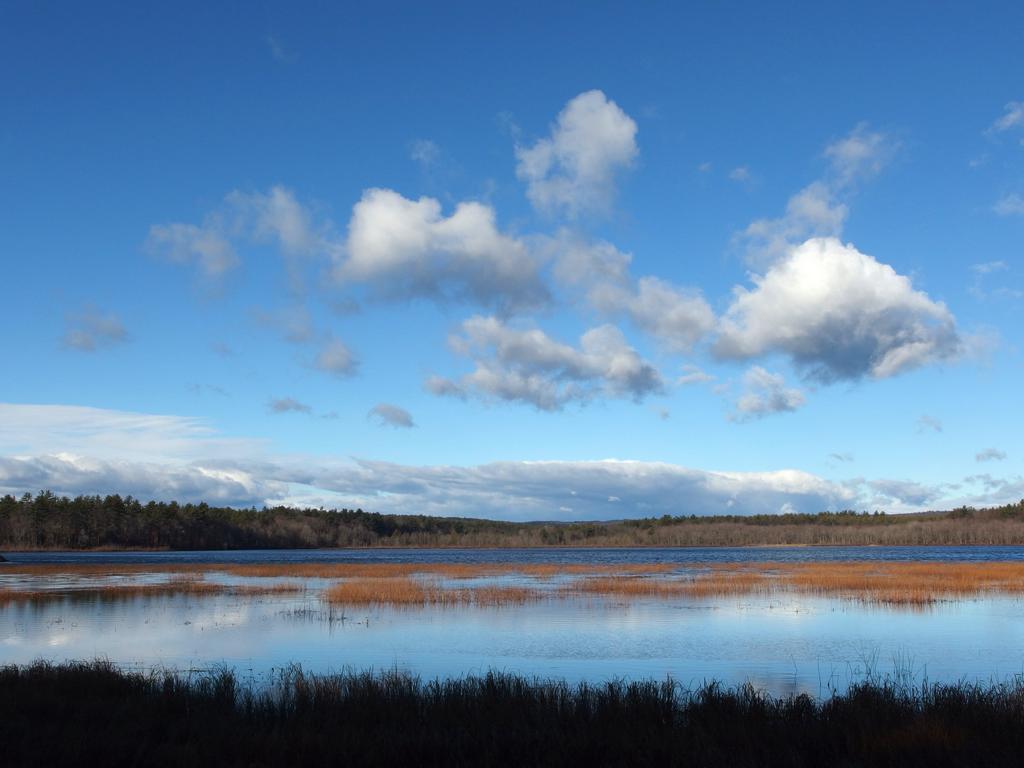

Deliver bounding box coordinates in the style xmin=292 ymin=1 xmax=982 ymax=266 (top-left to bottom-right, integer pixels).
xmin=322 ymin=577 xmax=540 ymax=607
xmin=568 ymin=571 xmax=771 ymax=599
xmin=5 ymin=660 xmax=1024 ymax=766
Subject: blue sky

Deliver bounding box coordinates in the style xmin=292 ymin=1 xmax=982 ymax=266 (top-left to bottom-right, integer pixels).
xmin=1 ymin=1 xmax=1022 ymax=519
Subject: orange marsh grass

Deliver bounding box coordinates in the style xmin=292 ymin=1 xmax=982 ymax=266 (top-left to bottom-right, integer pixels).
xmin=322 ymin=577 xmax=540 ymax=607
xmin=6 ymin=561 xmax=1024 ymax=607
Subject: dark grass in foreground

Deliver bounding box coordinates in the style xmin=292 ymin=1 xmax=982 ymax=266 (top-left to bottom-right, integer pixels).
xmin=4 ymin=662 xmax=1024 ymax=767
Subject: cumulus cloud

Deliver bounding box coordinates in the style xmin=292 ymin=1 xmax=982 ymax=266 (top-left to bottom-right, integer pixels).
xmin=368 ymin=403 xmax=416 ymax=429
xmin=738 ymin=124 xmax=896 ymax=266
xmin=716 ymin=238 xmax=961 ymax=381
xmin=268 ymin=397 xmax=312 ymax=415
xmin=515 ymin=90 xmax=638 ymax=218
xmin=551 ymin=234 xmax=714 ymax=351
xmin=427 ymin=315 xmax=663 ymax=410
xmin=731 ymin=366 xmax=806 ymax=421
xmin=313 ymin=337 xmax=358 ymax=378
xmin=976 ymin=448 xmax=1007 ymax=462
xmin=62 ymin=306 xmax=130 ymax=352
xmin=337 ymin=188 xmax=547 ymax=312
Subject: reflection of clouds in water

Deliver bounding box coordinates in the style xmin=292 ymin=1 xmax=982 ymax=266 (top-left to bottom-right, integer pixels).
xmin=4 ymin=588 xmax=1024 ymax=696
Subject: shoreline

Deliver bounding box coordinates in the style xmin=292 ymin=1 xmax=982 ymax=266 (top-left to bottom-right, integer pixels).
xmin=7 ymin=541 xmax=1024 ymax=555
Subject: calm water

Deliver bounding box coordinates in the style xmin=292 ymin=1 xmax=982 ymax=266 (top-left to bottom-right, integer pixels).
xmin=9 ymin=545 xmax=1024 ymax=565
xmin=3 ymin=546 xmax=1024 ymax=697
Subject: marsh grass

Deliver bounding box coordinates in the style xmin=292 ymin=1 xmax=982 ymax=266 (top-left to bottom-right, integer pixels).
xmin=322 ymin=576 xmax=540 ymax=607
xmin=4 ymin=561 xmax=1024 ymax=607
xmin=4 ymin=660 xmax=1024 ymax=766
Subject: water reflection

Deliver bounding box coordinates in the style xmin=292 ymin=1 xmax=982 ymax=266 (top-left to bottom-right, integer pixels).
xmin=3 ymin=583 xmax=1023 ymax=697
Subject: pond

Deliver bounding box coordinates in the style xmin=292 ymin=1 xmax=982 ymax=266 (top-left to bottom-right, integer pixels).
xmin=3 ymin=547 xmax=1024 ymax=697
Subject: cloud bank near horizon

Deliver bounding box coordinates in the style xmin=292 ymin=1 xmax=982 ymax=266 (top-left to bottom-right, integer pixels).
xmin=2 ymin=403 xmax=1019 ymax=520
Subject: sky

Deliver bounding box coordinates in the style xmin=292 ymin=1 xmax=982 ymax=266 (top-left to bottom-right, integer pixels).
xmin=1 ymin=1 xmax=1022 ymax=520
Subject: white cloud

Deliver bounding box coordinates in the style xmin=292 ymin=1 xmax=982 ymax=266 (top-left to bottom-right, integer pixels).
xmin=728 ymin=166 xmax=751 ymax=182
xmin=410 ymin=139 xmax=440 ymax=168
xmin=988 ymin=101 xmax=1024 ymax=134
xmin=822 ymin=123 xmax=896 ymax=185
xmin=590 ymin=276 xmax=715 ymax=352
xmin=994 ymin=194 xmax=1024 ymax=216
xmin=731 ymin=366 xmax=806 ymax=421
xmin=916 ymin=415 xmax=943 ymax=434
xmin=0 ymin=403 xmax=853 ymax=518
xmin=0 ymin=454 xmax=290 ymax=508
xmin=551 ymin=234 xmax=714 ymax=351
xmin=268 ymin=397 xmax=312 ymax=415
xmin=716 ymin=237 xmax=960 ymax=381
xmin=677 ymin=364 xmax=715 ymax=386
xmin=972 ymin=261 xmax=1008 ymax=275
xmin=976 ymin=448 xmax=1007 ymax=462
xmin=62 ymin=306 xmax=130 ymax=352
xmin=148 ymin=186 xmax=329 ymax=292
xmin=738 ymin=124 xmax=896 ymax=266
xmin=368 ymin=403 xmax=415 ymax=429
xmin=0 ymin=403 xmax=262 ymax=463
xmin=253 ymin=305 xmax=316 ymax=344
xmin=229 ymin=186 xmax=328 ymax=259
xmin=146 ymin=221 xmax=238 ymax=279
xmin=313 ymin=337 xmax=358 ymax=378
xmin=245 ymin=459 xmax=859 ymax=519
xmin=864 ymin=478 xmax=945 ymax=507
xmin=228 ymin=186 xmax=331 ymax=294
xmin=427 ymin=315 xmax=663 ymax=410
xmin=337 ymin=188 xmax=547 ymax=311
xmin=515 ymin=90 xmax=638 ymax=218
xmin=9 ymin=402 xmax=1024 ymax=518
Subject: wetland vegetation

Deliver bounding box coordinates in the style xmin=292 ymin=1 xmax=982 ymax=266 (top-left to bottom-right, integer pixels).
xmin=3 ymin=660 xmax=1024 ymax=766
xmin=5 ymin=560 xmax=1024 ymax=607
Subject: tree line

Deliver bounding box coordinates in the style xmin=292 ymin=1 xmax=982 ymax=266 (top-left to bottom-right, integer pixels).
xmin=1 ymin=491 xmax=1023 ymax=550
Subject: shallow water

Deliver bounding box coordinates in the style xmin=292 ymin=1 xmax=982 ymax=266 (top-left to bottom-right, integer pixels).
xmin=3 ymin=547 xmax=1024 ymax=697
xmin=8 ymin=544 xmax=1024 ymax=565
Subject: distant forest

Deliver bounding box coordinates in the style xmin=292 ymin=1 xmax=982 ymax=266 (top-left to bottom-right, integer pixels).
xmin=2 ymin=491 xmax=1024 ymax=550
